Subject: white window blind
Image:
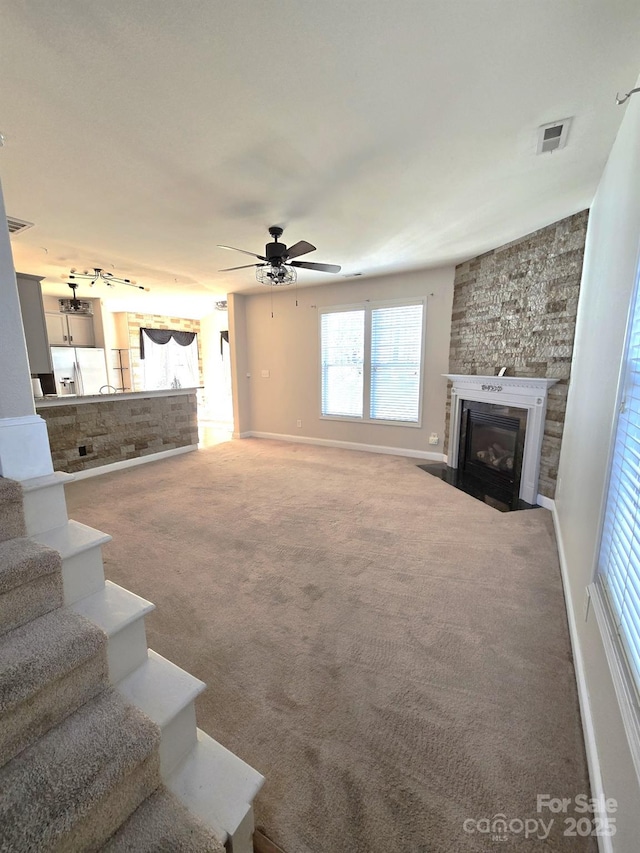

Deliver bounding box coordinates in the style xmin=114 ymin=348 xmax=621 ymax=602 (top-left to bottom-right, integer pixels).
xmin=320 ymin=300 xmax=425 ymax=425
xmin=320 ymin=309 xmax=365 ymax=418
xmin=598 ymin=276 xmax=640 ymax=693
xmin=370 ymin=303 xmax=423 ymax=422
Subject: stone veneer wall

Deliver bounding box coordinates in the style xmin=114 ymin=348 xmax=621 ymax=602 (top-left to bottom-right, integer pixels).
xmin=446 ymin=210 xmax=588 ymax=499
xmin=37 ymin=392 xmax=198 ymax=474
xmin=126 ymin=313 xmax=203 ymax=391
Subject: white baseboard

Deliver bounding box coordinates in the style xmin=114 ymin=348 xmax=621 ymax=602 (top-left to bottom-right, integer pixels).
xmin=233 ymin=431 xmax=252 ymax=439
xmin=551 ymin=502 xmax=611 ymax=853
xmin=536 ymin=493 xmax=554 ymax=510
xmin=244 ymin=431 xmax=446 ymax=462
xmin=69 ymin=445 xmax=198 ymax=481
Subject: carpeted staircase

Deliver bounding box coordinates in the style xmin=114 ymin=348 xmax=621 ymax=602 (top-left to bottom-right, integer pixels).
xmin=0 ymin=474 xmax=263 ymax=852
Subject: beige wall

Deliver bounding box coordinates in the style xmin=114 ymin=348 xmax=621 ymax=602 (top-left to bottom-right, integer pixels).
xmin=555 ymin=79 xmax=640 ymax=850
xmin=233 ymin=267 xmax=454 ymax=453
xmin=228 ymin=293 xmax=252 ymax=436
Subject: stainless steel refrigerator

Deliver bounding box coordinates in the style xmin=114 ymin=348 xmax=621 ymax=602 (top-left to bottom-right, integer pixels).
xmin=51 ymin=347 xmax=109 ymax=396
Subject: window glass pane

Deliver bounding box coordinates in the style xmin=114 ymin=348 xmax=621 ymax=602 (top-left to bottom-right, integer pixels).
xmin=370 ymin=303 xmax=423 ymax=422
xmin=142 ymin=335 xmax=199 ymax=391
xmin=599 ymin=272 xmax=640 ymax=695
xmin=321 ymin=310 xmax=364 ymax=417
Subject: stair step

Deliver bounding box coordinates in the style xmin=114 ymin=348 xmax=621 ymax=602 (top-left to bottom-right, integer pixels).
xmin=117 ymin=649 xmax=206 ymax=776
xmin=33 ymin=520 xmax=110 ymax=605
xmin=0 ymin=688 xmax=161 ymax=852
xmin=0 ymin=537 xmax=63 ymax=635
xmin=71 ymin=580 xmax=155 ymax=682
xmin=0 ymin=608 xmax=108 ymax=766
xmin=20 ymin=471 xmax=74 ymax=536
xmin=102 ymin=785 xmax=225 ymax=852
xmin=0 ymin=477 xmax=26 ymax=543
xmin=168 ymin=728 xmax=265 ymax=850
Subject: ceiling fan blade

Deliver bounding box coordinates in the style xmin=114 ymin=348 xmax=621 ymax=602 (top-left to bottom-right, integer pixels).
xmin=286 ymin=240 xmax=316 ymax=260
xmin=289 ymin=261 xmax=342 ymax=274
xmin=218 ymin=263 xmax=264 ymax=272
xmin=217 ymin=244 xmax=268 ymax=261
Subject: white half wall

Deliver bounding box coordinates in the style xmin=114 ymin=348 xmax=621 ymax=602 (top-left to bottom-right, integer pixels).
xmin=0 ymin=179 xmax=36 ymax=420
xmin=555 ymin=77 xmax=640 ymax=851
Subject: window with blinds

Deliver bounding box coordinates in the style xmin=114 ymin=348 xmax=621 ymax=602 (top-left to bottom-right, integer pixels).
xmin=370 ymin=304 xmax=423 ymax=422
xmin=320 ymin=300 xmax=425 ymax=424
xmin=320 ymin=309 xmax=365 ymax=418
xmin=598 ymin=275 xmax=640 ymax=695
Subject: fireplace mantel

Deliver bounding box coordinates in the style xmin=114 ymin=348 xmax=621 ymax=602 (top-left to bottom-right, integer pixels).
xmin=444 ymin=374 xmax=559 ymax=505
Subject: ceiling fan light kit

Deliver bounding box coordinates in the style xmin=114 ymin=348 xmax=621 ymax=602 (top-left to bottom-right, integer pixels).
xmin=256 ymin=265 xmax=297 ymax=286
xmin=218 ymin=226 xmax=341 ymax=287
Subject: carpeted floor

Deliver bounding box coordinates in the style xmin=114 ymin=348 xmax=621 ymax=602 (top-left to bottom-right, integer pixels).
xmin=65 ymin=439 xmax=594 ymax=853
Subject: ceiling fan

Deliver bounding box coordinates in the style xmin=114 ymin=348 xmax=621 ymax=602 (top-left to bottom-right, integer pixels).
xmin=218 ymin=226 xmax=341 ymax=285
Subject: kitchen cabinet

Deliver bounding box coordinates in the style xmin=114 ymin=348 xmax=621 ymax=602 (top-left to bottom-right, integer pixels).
xmin=45 ymin=312 xmax=95 ymax=347
xmin=16 ymin=273 xmax=52 ymax=374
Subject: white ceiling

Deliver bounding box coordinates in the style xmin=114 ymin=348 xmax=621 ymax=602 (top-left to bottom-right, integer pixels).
xmin=2 ymin=1 xmax=639 ymax=317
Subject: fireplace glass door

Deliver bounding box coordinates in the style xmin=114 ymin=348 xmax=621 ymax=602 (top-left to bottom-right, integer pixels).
xmin=468 ymin=417 xmax=517 ymax=476
xmin=459 ymin=403 xmax=527 ymax=503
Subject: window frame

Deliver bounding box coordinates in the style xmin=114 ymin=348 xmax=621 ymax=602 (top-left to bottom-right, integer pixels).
xmin=318 ymin=297 xmax=426 ymax=428
xmin=590 ymin=262 xmax=640 ymax=782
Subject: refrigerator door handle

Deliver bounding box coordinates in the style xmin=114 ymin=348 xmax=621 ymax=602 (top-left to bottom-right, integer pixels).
xmin=74 ymin=360 xmax=84 ymax=396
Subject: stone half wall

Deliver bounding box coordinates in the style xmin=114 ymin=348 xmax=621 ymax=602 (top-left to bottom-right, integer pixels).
xmin=445 ymin=210 xmax=589 ymax=499
xmin=37 ymin=392 xmax=198 ymax=474
xmin=126 ymin=313 xmax=203 ymax=391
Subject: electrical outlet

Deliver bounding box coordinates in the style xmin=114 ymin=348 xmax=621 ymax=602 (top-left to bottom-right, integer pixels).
xmin=296 ymin=419 xmax=302 ymax=428
xmin=429 ymin=433 xmax=439 ymax=445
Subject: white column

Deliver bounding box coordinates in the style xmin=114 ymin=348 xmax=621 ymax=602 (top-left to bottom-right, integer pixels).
xmin=0 ymin=178 xmax=53 ymax=480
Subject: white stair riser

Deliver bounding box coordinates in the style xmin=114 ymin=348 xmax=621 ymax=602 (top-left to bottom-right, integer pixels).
xmin=160 ymin=703 xmax=198 ymax=778
xmin=62 ymin=547 xmax=106 ymax=605
xmin=228 ymin=807 xmax=255 ymax=853
xmin=107 ymin=619 xmax=149 ymax=683
xmin=167 ymin=729 xmax=264 ymax=847
xmin=22 ymin=483 xmax=69 ymax=535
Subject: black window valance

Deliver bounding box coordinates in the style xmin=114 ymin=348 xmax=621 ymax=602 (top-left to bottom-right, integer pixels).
xmin=220 ymin=330 xmax=229 ymax=355
xmin=140 ymin=327 xmax=197 ymax=359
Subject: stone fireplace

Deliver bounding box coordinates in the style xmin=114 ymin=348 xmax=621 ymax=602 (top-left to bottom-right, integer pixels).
xmin=445 ymin=374 xmax=558 ymax=505
xmin=447 ymin=211 xmax=588 ymax=499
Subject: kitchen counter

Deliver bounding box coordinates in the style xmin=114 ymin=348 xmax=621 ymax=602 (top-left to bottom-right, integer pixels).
xmin=36 ymin=388 xmax=199 ymax=474
xmin=35 ymin=387 xmax=201 ymax=408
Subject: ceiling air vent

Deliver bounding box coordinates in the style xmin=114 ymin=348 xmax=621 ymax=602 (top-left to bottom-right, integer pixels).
xmin=537 ymin=118 xmax=572 ymax=154
xmin=7 ymin=216 xmax=34 ymax=235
